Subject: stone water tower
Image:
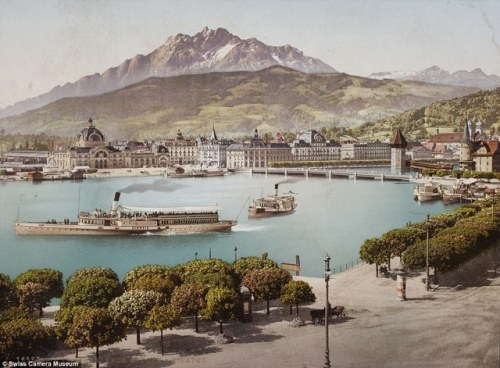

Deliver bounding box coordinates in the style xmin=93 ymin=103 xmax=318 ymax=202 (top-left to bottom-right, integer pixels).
xmin=390 ymin=128 xmax=408 ymax=170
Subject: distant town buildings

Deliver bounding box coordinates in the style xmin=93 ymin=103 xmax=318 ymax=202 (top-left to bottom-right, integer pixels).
xmin=2 ymin=116 xmax=499 ymax=173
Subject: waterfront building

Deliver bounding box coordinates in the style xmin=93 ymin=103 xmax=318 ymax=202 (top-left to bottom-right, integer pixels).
xmin=49 ymin=118 xmax=170 ymax=170
xmin=1 ymin=151 xmax=48 ymax=171
xmin=390 ymin=128 xmax=408 ymax=169
xmin=226 ymin=129 xmax=292 ymax=169
xmin=290 ymin=130 xmax=341 ymax=161
xmin=472 ymin=141 xmax=500 ymax=172
xmin=408 ymin=144 xmax=433 ymax=160
xmin=196 ymin=126 xmax=234 ymax=168
xmin=340 ymin=141 xmax=391 ymax=160
xmin=162 ymin=130 xmax=197 ymax=166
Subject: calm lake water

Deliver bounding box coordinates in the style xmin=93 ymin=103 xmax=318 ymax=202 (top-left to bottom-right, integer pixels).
xmin=0 ymin=172 xmax=457 ymax=282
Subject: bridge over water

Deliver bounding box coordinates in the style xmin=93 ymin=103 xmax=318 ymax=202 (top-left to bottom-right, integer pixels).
xmin=249 ymin=167 xmax=413 ymax=182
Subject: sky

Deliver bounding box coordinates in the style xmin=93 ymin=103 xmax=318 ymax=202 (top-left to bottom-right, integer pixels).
xmin=1 ymin=0 xmax=499 ymax=106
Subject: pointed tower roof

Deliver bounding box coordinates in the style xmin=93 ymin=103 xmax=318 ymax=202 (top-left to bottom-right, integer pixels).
xmin=210 ymin=125 xmax=218 ymax=141
xmin=390 ymin=128 xmax=407 ymax=148
xmin=461 ymin=120 xmax=471 ymax=143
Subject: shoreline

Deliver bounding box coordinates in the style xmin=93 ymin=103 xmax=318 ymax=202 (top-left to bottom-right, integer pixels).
xmin=41 ymin=251 xmax=499 ymax=368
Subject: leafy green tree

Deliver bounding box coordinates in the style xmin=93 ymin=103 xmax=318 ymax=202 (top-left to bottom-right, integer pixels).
xmin=108 ymin=289 xmax=164 ymax=345
xmin=176 ymin=259 xmax=236 ymax=289
xmin=280 ymin=280 xmax=316 ymax=317
xmin=233 ymin=256 xmax=279 ymax=284
xmin=14 ymin=269 xmax=63 ymax=317
xmin=0 ymin=307 xmax=32 ymax=324
xmin=144 ymin=304 xmax=182 ymax=355
xmin=170 ymin=283 xmax=207 ymax=333
xmin=55 ymin=306 xmax=86 ymax=357
xmin=17 ymin=282 xmax=50 ymax=316
xmin=123 ymin=264 xmax=180 ymax=289
xmin=61 ymin=276 xmax=122 ymax=309
xmin=126 ymin=274 xmax=177 ymax=302
xmin=65 ymin=307 xmax=126 ymax=368
xmin=242 ymin=268 xmax=292 ymax=315
xmin=66 ymin=267 xmax=119 ymax=286
xmin=381 ymin=227 xmax=426 ymax=262
xmin=0 ymin=317 xmax=56 ymax=359
xmin=360 ymin=237 xmax=390 ymax=277
xmin=0 ymin=273 xmax=18 ymax=311
xmin=200 ymin=287 xmax=239 ymax=334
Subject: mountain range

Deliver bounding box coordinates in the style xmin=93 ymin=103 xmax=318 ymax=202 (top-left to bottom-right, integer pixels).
xmin=0 ymin=27 xmax=334 ymax=119
xmin=0 ymin=27 xmax=494 ymax=140
xmin=368 ymin=65 xmax=500 ymax=90
xmin=0 ymin=66 xmax=478 ymax=140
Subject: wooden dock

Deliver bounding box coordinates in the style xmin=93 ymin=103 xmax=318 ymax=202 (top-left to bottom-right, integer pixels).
xmin=250 ymin=167 xmax=412 ymax=182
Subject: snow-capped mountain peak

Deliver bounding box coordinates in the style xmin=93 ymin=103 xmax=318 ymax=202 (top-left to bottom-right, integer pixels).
xmin=0 ymin=27 xmax=336 ymax=118
xmin=368 ymin=65 xmax=500 ymax=89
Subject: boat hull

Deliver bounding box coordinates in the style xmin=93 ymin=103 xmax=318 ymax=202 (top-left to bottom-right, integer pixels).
xmin=248 ymin=206 xmax=296 ymax=218
xmin=15 ymin=221 xmax=236 ymax=236
xmin=417 ymin=193 xmax=442 ymax=202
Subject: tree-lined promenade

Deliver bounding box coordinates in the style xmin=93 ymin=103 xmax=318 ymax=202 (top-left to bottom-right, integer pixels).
xmin=0 ymin=257 xmax=315 ymax=367
xmin=360 ymin=194 xmax=500 ymax=279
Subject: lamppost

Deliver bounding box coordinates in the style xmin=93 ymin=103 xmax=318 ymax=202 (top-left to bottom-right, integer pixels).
xmin=234 ymin=246 xmax=238 ymax=263
xmin=426 ymin=214 xmax=431 ymax=291
xmin=324 ymin=254 xmax=331 ymax=368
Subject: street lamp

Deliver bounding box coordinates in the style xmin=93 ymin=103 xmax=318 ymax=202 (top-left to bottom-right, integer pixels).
xmin=426 ymin=214 xmax=431 ymax=291
xmin=234 ymin=246 xmax=238 ymax=263
xmin=324 ymin=254 xmax=331 ymax=368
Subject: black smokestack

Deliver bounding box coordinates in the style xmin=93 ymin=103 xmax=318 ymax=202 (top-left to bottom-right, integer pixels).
xmin=274 ymin=183 xmax=279 ymax=197
xmin=111 ymin=192 xmax=121 ymax=215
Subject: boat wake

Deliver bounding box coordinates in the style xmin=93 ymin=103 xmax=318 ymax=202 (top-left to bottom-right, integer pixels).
xmin=232 ymin=224 xmax=268 ymax=232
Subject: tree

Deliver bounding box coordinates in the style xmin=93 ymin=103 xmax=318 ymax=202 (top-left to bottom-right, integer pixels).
xmin=280 ymin=280 xmax=316 ymax=317
xmin=232 ymin=256 xmax=279 ymax=284
xmin=67 ymin=267 xmax=119 ymax=286
xmin=242 ymin=268 xmax=292 ymax=315
xmin=0 ymin=307 xmax=32 ymax=324
xmin=170 ymin=283 xmax=207 ymax=333
xmin=17 ymin=282 xmax=50 ymax=316
xmin=0 ymin=317 xmax=56 ymax=360
xmin=381 ymin=227 xmax=426 ymax=261
xmin=0 ymin=273 xmax=18 ymax=311
xmin=144 ymin=304 xmax=182 ymax=355
xmin=200 ymin=287 xmax=239 ymax=334
xmin=123 ymin=265 xmax=180 ymax=290
xmin=55 ymin=306 xmax=86 ymax=358
xmin=65 ymin=307 xmax=126 ymax=368
xmin=176 ymin=259 xmax=236 ymax=289
xmin=61 ymin=276 xmax=122 ymax=309
xmin=359 ymin=237 xmax=390 ymax=277
xmin=108 ymin=289 xmax=164 ymax=345
xmin=14 ymin=268 xmax=63 ymax=316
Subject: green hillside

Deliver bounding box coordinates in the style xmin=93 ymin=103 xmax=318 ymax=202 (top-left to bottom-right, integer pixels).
xmin=0 ymin=66 xmax=477 ymax=140
xmin=354 ymin=88 xmax=500 ymax=141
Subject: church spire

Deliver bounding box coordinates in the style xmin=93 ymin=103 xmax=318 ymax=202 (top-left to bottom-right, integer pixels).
xmin=461 ymin=120 xmax=471 ymax=143
xmin=210 ymin=124 xmax=218 ymax=141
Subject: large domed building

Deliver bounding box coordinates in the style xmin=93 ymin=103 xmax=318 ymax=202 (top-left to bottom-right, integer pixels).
xmin=48 ymin=118 xmax=171 ymax=170
xmin=76 ymin=117 xmax=106 ymax=148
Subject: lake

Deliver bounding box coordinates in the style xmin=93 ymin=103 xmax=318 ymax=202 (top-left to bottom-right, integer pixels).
xmin=0 ymin=172 xmax=456 ymax=282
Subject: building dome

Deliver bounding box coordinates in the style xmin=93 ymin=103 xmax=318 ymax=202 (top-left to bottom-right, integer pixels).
xmin=76 ymin=117 xmax=105 ymax=148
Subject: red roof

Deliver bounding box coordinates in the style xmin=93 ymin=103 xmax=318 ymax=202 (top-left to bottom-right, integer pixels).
xmin=472 ymin=141 xmax=500 ymax=157
xmin=428 ymin=133 xmax=462 ymax=144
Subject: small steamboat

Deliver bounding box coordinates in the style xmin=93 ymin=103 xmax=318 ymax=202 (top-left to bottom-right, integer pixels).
xmin=15 ymin=192 xmax=236 ymax=236
xmin=248 ymin=183 xmax=297 ymax=218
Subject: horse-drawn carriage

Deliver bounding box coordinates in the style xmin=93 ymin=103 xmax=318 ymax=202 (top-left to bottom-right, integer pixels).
xmin=310 ymin=305 xmax=347 ymax=325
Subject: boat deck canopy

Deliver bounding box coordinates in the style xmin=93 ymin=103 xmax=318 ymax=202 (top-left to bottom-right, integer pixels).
xmin=118 ymin=205 xmax=218 ymax=214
